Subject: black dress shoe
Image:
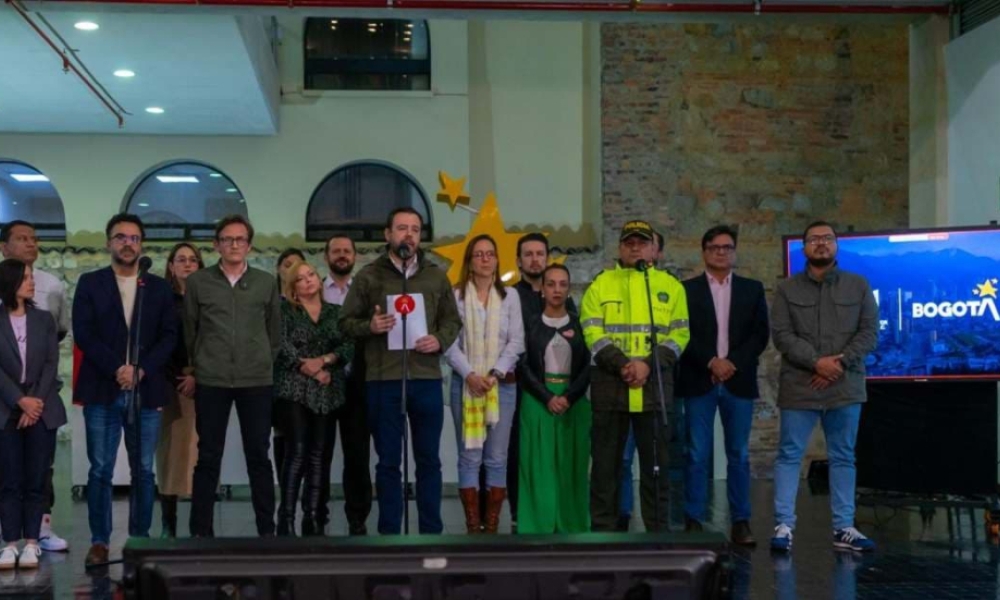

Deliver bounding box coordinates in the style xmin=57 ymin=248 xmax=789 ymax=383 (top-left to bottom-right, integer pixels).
xmin=615 ymin=515 xmax=631 ymax=532
xmin=684 ymin=518 xmax=704 ymax=533
xmin=730 ymin=520 xmax=757 ymax=546
xmin=348 ymin=522 xmax=368 ymax=536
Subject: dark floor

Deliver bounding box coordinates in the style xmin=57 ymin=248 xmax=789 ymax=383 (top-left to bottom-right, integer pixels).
xmin=4 ymin=441 xmax=1000 ymax=599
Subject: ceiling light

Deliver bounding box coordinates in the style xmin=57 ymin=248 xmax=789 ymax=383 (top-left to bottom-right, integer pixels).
xmin=11 ymin=174 xmax=49 ymax=183
xmin=137 ymin=202 xmax=150 ymax=207
xmin=368 ymin=22 xmax=378 ymax=26
xmin=226 ymin=188 xmax=238 ymax=193
xmin=406 ymin=23 xmax=414 ymax=28
xmin=145 ymin=106 xmax=164 ymax=114
xmin=330 ymin=19 xmax=338 ymax=24
xmin=156 ymin=175 xmax=199 ymax=183
xmin=74 ymin=21 xmax=99 ymax=31
xmin=114 ymin=69 xmax=135 ymax=78
xmin=209 ymin=173 xmax=222 ymax=178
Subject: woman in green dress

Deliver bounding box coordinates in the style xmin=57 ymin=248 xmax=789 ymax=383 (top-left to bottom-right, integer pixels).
xmin=517 ymin=264 xmax=591 ymax=533
xmin=274 ymin=258 xmax=354 ymax=536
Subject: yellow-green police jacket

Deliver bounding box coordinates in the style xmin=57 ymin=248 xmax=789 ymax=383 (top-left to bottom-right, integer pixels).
xmin=581 ymin=263 xmax=690 ymax=413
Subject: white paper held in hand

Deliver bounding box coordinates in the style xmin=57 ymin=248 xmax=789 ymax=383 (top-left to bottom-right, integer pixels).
xmin=387 ymin=293 xmax=428 ymax=350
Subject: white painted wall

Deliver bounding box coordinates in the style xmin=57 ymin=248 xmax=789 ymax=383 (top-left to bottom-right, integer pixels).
xmin=946 ymin=18 xmax=1000 ymax=226
xmin=0 ymin=18 xmax=592 ymax=237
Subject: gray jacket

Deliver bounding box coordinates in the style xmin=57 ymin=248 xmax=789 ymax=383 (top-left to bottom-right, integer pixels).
xmin=771 ymin=265 xmax=878 ymax=410
xmin=0 ymin=306 xmax=67 ymax=430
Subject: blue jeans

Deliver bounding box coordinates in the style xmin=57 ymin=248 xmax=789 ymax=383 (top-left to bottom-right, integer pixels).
xmin=619 ymin=427 xmax=636 ymax=517
xmin=773 ymin=403 xmax=862 ymax=530
xmin=684 ymin=385 xmax=754 ymax=523
xmin=366 ymin=379 xmax=444 ymax=535
xmin=449 ymin=373 xmax=516 ymax=489
xmin=84 ymin=391 xmax=162 ymax=545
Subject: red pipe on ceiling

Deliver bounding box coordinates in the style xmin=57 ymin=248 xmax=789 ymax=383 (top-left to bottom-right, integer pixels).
xmin=34 ymin=0 xmax=951 ymax=14
xmin=6 ymin=0 xmax=125 ymax=127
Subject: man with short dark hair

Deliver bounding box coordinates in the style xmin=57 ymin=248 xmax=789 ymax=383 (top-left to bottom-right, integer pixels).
xmin=318 ymin=234 xmax=372 ymax=535
xmin=0 ymin=220 xmax=69 ymax=552
xmin=186 ymin=214 xmax=281 ymax=537
xmin=74 ymin=213 xmax=178 ymax=566
xmin=340 ymin=207 xmax=461 ymax=534
xmin=678 ymin=225 xmax=769 ymax=546
xmin=770 ymin=220 xmax=878 ymax=553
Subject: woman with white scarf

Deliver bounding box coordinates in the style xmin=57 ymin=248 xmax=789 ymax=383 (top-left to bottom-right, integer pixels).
xmin=445 ymin=234 xmax=524 ymax=534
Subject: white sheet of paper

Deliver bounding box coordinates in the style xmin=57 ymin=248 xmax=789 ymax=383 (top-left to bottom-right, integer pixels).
xmin=387 ymin=293 xmax=429 ymax=350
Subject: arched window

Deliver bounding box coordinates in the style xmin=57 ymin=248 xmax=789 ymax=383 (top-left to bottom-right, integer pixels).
xmin=303 ymin=17 xmax=431 ymax=91
xmin=0 ymin=160 xmax=67 ymax=240
xmin=123 ymin=161 xmax=247 ymax=240
xmin=306 ymin=161 xmax=432 ymax=243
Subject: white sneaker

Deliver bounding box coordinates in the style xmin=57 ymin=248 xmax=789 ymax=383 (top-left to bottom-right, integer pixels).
xmin=0 ymin=546 xmax=17 ymax=571
xmin=38 ymin=516 xmax=68 ymax=552
xmin=18 ymin=544 xmax=40 ymax=570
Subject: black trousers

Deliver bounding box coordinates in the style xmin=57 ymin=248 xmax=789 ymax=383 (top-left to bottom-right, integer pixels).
xmin=190 ymin=385 xmax=275 ymax=537
xmin=591 ymin=409 xmax=670 ymax=532
xmin=0 ymin=415 xmax=56 ymax=542
xmin=313 ymin=386 xmax=372 ymax=530
xmin=281 ymin=402 xmax=331 ymax=526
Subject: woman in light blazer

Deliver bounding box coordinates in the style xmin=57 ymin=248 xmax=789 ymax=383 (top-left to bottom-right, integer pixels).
xmin=445 ymin=234 xmax=524 ymax=534
xmin=0 ymin=259 xmax=66 ymax=571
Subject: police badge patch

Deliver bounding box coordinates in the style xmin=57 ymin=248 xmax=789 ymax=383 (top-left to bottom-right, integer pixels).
xmin=657 ymin=292 xmax=670 ymax=303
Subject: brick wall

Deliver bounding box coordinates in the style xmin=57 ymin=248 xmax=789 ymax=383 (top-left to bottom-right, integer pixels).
xmin=602 ymin=22 xmax=909 ymax=476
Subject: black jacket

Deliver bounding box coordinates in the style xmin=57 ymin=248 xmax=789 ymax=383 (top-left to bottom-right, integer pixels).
xmin=677 ymin=273 xmax=769 ymax=400
xmin=517 ymin=313 xmax=591 ymax=406
xmin=514 ymin=279 xmax=577 ymax=326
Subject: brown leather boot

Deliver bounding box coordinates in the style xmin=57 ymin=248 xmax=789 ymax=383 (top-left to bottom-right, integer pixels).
xmin=484 ymin=487 xmax=507 ymax=534
xmin=459 ymin=488 xmax=482 ymax=534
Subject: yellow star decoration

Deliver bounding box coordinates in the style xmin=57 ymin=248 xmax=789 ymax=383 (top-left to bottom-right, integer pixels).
xmin=973 ymin=278 xmax=999 ymax=299
xmin=436 ymin=171 xmax=471 ymax=210
xmin=432 ymin=192 xmax=525 ymax=286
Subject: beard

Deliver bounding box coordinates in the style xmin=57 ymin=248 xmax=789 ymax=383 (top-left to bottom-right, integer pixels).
xmin=807 ymin=256 xmax=835 ymax=268
xmin=112 ymin=251 xmax=138 ymax=267
xmin=330 ymin=261 xmax=354 ymax=277
xmin=521 ymin=265 xmax=545 ymax=280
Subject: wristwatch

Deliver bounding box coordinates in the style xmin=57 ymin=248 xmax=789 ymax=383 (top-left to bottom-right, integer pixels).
xmin=489 ymin=369 xmax=504 ymax=380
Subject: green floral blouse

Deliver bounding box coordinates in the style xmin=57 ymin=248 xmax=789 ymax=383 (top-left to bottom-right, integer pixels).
xmin=274 ymin=301 xmax=354 ymax=414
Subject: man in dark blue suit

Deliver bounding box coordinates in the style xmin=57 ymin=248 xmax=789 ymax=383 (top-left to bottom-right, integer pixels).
xmin=73 ymin=214 xmax=177 ymax=567
xmin=677 ymin=225 xmax=769 ymax=546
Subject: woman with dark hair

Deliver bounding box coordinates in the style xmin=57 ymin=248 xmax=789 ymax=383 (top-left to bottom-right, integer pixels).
xmin=273 ymin=248 xmax=307 ymax=484
xmin=517 ymin=264 xmax=591 ymax=533
xmin=156 ymin=243 xmax=204 ymax=537
xmin=445 ymin=234 xmax=524 ymax=534
xmin=0 ymin=259 xmax=66 ymax=570
xmin=274 ymin=259 xmax=353 ymax=536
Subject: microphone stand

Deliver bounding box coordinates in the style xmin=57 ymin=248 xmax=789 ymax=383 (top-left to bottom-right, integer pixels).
xmin=398 ymin=247 xmax=412 ymax=535
xmin=87 ymin=261 xmax=149 ymax=570
xmin=639 ymin=261 xmax=670 ymax=533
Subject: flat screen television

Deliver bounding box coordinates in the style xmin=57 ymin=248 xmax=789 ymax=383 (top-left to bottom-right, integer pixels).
xmin=783 ymin=225 xmax=1000 ymax=381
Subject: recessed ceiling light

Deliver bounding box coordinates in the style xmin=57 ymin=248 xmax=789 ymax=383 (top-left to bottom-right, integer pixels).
xmin=226 ymin=188 xmax=238 ymax=193
xmin=74 ymin=21 xmax=99 ymax=31
xmin=114 ymin=69 xmax=135 ymax=78
xmin=330 ymin=19 xmax=338 ymax=24
xmin=145 ymin=106 xmax=164 ymax=114
xmin=209 ymin=173 xmax=222 ymax=178
xmin=156 ymin=175 xmax=199 ymax=183
xmin=137 ymin=202 xmax=150 ymax=207
xmin=11 ymin=174 xmax=49 ymax=183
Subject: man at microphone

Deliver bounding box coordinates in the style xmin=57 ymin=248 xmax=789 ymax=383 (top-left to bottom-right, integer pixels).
xmin=581 ymin=220 xmax=689 ymax=532
xmin=74 ymin=214 xmax=178 ymax=566
xmin=340 ymin=207 xmax=461 ymax=535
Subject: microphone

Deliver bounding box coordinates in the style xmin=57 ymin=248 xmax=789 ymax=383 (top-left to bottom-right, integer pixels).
xmin=138 ymin=256 xmax=153 ymax=277
xmin=397 ymin=244 xmax=413 ymax=261
xmin=634 ymin=259 xmax=648 ymax=273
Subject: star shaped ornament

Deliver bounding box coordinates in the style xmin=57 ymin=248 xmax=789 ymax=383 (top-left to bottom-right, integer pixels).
xmin=432 ymin=192 xmax=524 ymax=286
xmin=436 ymin=171 xmax=471 ymax=210
xmin=974 ymin=278 xmax=998 ymax=299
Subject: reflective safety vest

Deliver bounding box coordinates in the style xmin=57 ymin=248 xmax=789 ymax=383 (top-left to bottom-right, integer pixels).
xmin=581 ymin=263 xmax=690 ymax=412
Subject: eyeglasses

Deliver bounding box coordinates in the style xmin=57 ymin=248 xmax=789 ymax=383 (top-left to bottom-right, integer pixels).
xmin=472 ymin=251 xmax=496 ymax=260
xmin=218 ymin=236 xmax=250 ymax=247
xmin=110 ymin=233 xmax=141 ymax=245
xmin=805 ymin=234 xmax=836 ymax=246
xmin=705 ymin=244 xmax=736 ymax=254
